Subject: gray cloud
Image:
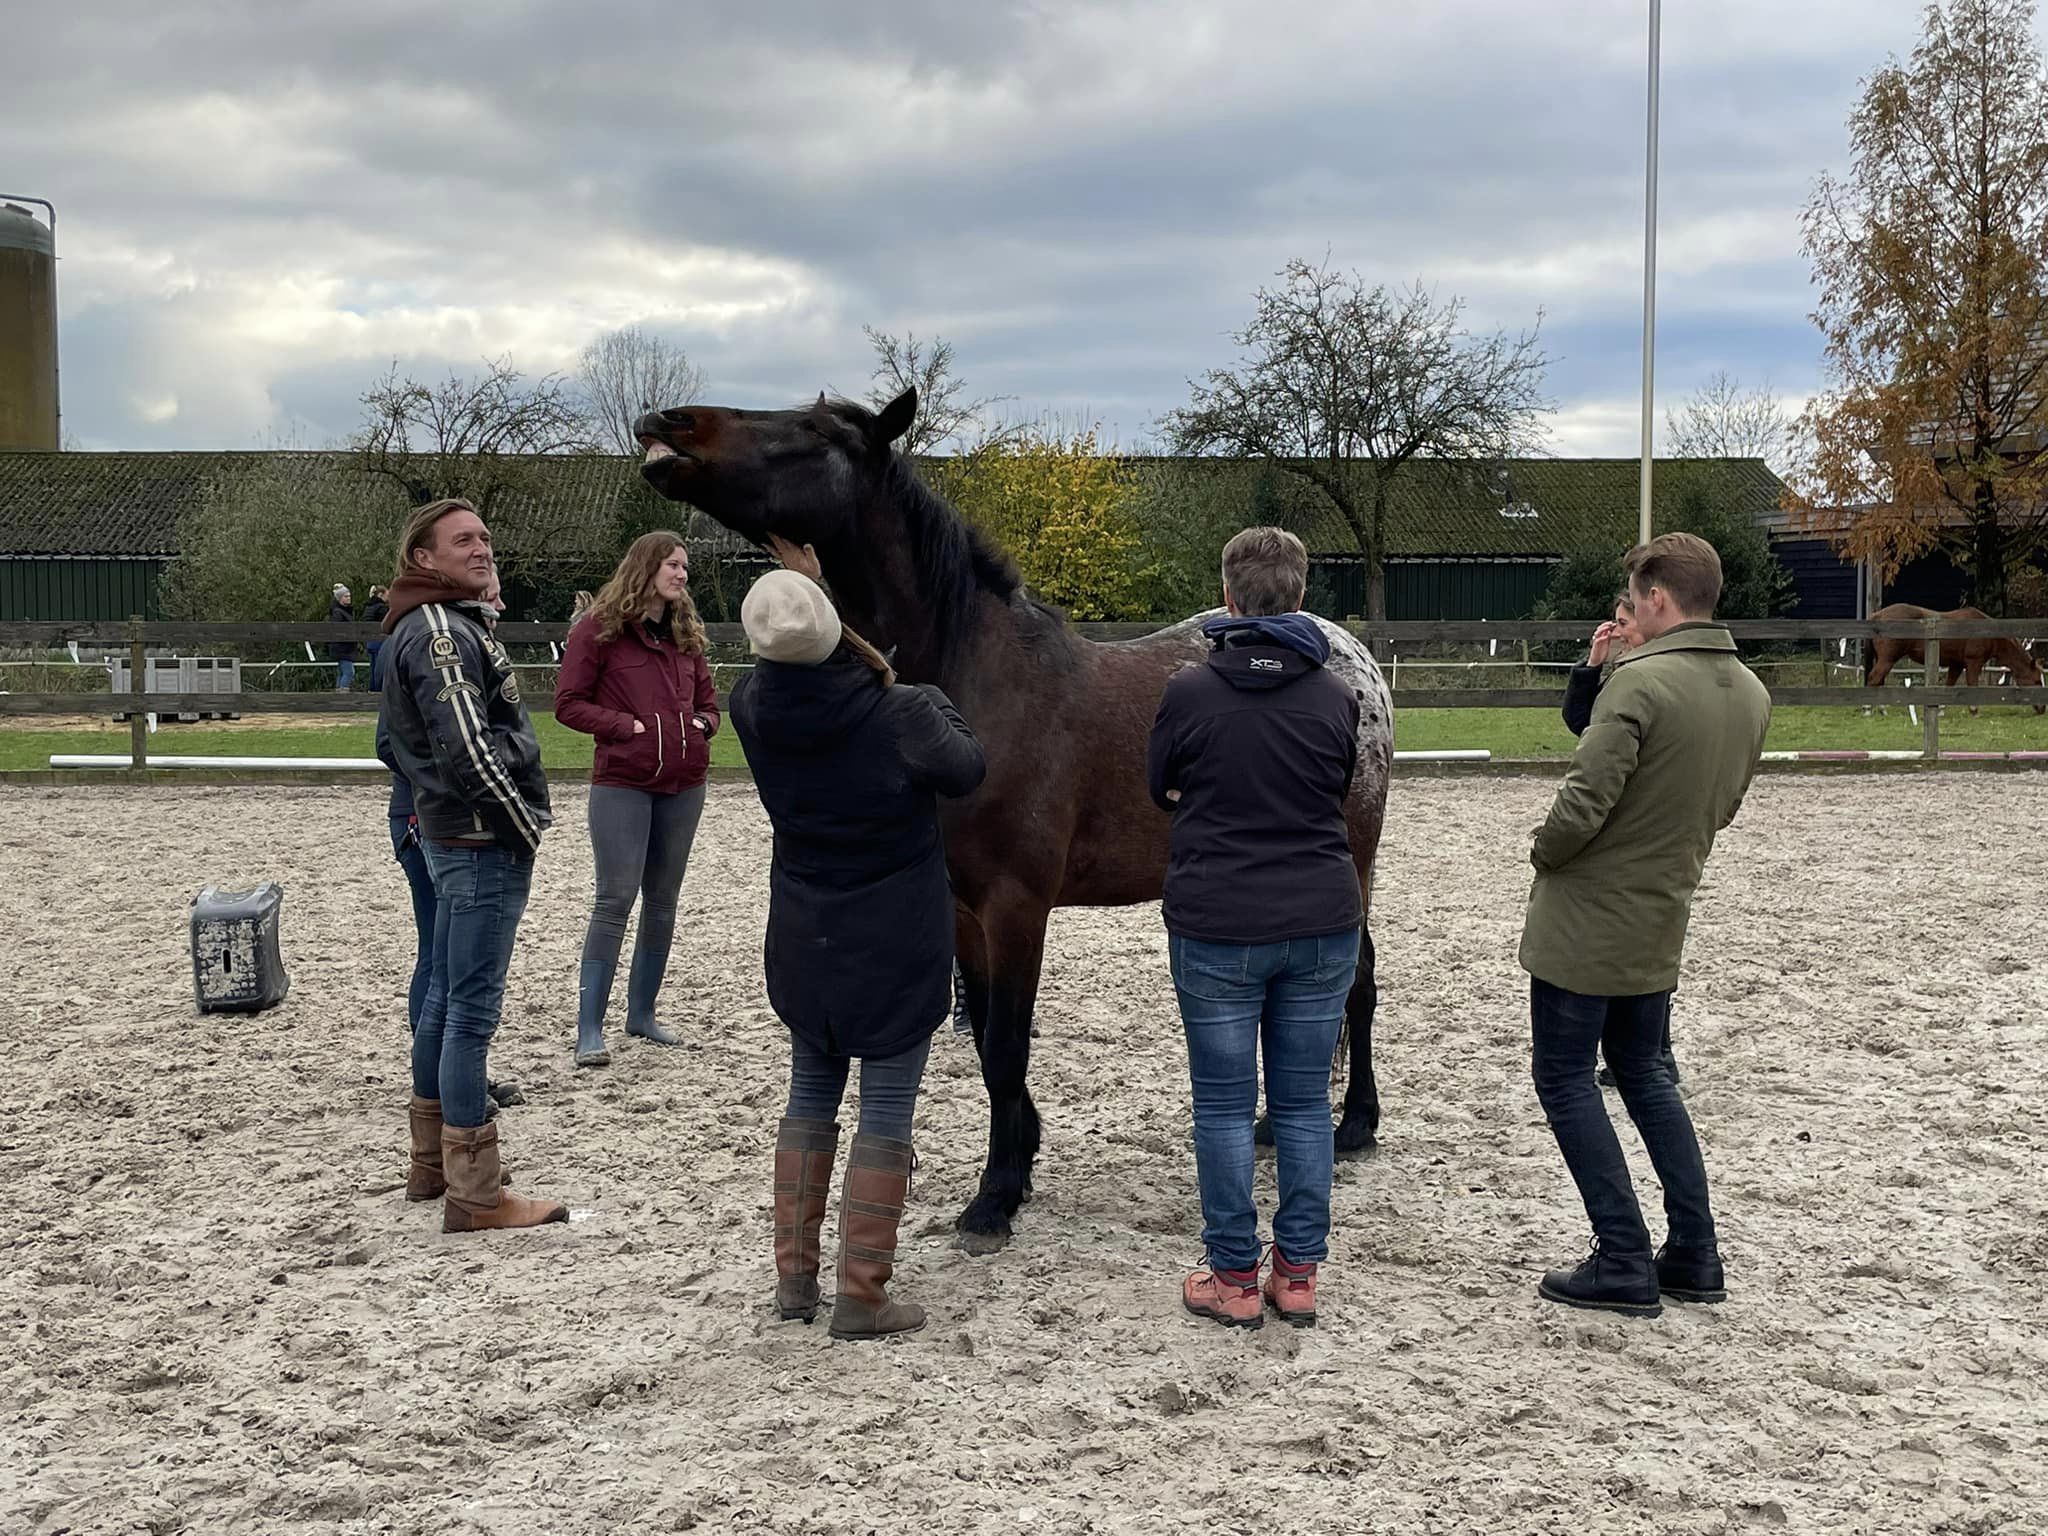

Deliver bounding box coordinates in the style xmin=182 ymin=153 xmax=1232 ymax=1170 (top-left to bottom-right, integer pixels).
xmin=4 ymin=0 xmax=1955 ymax=453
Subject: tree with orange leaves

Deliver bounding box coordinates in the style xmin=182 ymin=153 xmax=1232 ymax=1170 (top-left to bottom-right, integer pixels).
xmin=1791 ymin=0 xmax=2048 ymax=611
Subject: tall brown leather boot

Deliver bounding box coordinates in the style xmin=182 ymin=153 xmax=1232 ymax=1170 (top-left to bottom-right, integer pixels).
xmin=828 ymin=1134 xmax=926 ymax=1340
xmin=441 ymin=1122 xmax=568 ymax=1233
xmin=773 ymin=1117 xmax=839 ymax=1322
xmin=407 ymin=1097 xmax=510 ymax=1201
xmin=408 ymin=1096 xmax=448 ymax=1201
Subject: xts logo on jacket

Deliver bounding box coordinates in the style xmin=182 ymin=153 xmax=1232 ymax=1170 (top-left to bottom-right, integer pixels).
xmin=1250 ymin=657 xmax=1284 ymax=672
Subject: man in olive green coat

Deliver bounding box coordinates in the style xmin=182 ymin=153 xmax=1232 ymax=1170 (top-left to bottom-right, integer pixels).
xmin=1522 ymin=532 xmax=1770 ymax=1317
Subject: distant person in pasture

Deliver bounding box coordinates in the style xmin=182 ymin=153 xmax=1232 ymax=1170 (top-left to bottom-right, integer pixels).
xmin=1562 ymin=594 xmax=1683 ymax=1090
xmin=730 ymin=543 xmax=985 ymax=1339
xmin=554 ymin=532 xmax=720 ymax=1067
xmin=1522 ymin=532 xmax=1769 ymax=1317
xmin=570 ymin=590 xmax=595 ymax=621
xmin=1148 ymin=526 xmax=1363 ymax=1331
xmin=329 ymin=583 xmax=358 ymax=691
xmin=379 ymin=499 xmax=565 ymax=1233
xmin=363 ymin=585 xmax=390 ymax=684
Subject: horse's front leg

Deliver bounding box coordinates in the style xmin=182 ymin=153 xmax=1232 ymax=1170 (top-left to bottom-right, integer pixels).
xmin=956 ymin=892 xmax=1047 ymax=1256
xmin=1335 ymin=925 xmax=1380 ymax=1157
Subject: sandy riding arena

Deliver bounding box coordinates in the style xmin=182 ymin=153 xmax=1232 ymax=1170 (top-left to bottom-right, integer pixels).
xmin=3 ymin=776 xmax=2044 ymax=1534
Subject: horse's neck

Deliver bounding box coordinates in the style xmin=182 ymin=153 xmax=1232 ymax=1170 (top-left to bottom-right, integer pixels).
xmin=821 ymin=482 xmax=993 ymax=695
xmin=821 ymin=536 xmax=961 ymax=691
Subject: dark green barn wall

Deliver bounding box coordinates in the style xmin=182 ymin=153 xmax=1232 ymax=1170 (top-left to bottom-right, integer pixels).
xmin=0 ymin=558 xmax=165 ymax=620
xmin=1309 ymin=557 xmax=1560 ymax=621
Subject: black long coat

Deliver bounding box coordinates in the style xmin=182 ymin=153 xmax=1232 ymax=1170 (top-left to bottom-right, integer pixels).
xmin=730 ymin=652 xmax=985 ymax=1059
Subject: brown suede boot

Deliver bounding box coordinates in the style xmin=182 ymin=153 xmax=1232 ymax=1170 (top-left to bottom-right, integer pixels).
xmin=828 ymin=1134 xmax=926 ymax=1340
xmin=774 ymin=1117 xmax=840 ymax=1322
xmin=407 ymin=1097 xmax=510 ymax=1201
xmin=440 ymin=1122 xmax=568 ymax=1233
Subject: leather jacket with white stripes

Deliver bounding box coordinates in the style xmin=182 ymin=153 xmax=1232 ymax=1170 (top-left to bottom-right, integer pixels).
xmin=378 ymin=599 xmax=553 ymax=853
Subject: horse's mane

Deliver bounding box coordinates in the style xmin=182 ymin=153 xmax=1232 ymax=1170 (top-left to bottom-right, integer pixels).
xmin=876 ymin=450 xmax=1076 ymax=669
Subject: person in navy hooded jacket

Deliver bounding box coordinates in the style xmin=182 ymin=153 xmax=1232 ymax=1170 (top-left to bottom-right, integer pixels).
xmin=1148 ymin=526 xmax=1362 ymax=1332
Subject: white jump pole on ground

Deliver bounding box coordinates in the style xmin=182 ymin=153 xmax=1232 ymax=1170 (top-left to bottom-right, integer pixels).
xmin=50 ymin=755 xmax=387 ymax=771
xmin=1638 ymin=0 xmax=1661 ymax=547
xmin=1391 ymin=750 xmax=1492 ymax=763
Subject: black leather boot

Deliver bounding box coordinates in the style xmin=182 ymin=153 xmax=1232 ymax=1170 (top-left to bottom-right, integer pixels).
xmin=1655 ymin=1243 xmax=1726 ymax=1303
xmin=1538 ymin=1243 xmax=1662 ymax=1317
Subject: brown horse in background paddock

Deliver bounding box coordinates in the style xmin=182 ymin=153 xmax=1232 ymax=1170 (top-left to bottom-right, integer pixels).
xmin=634 ymin=389 xmax=1394 ymax=1254
xmin=1866 ymin=604 xmax=2046 ymax=716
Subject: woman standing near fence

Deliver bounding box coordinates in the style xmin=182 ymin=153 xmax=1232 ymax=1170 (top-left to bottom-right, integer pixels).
xmin=555 ymin=532 xmax=720 ymax=1068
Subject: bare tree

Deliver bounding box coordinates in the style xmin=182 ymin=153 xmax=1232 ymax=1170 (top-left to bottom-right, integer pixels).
xmin=577 ymin=325 xmax=707 ymax=455
xmin=1666 ymin=371 xmax=1791 ymax=467
xmin=352 ymin=356 xmax=600 ymax=580
xmin=863 ymin=326 xmax=1011 ymax=453
xmin=1164 ymin=258 xmax=1551 ymax=619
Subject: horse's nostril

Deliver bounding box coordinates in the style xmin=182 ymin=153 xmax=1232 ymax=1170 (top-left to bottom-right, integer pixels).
xmin=662 ymin=410 xmax=695 ymax=430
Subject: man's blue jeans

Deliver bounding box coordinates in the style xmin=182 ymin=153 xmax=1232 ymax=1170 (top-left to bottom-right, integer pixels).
xmin=1530 ymin=978 xmax=1715 ymax=1254
xmin=413 ymin=843 xmax=534 ymax=1128
xmin=390 ymin=816 xmax=436 ymax=1033
xmin=1171 ymin=929 xmax=1360 ymax=1273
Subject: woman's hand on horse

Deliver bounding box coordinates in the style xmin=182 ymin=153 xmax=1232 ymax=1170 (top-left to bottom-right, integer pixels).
xmin=768 ymin=535 xmax=824 ymax=582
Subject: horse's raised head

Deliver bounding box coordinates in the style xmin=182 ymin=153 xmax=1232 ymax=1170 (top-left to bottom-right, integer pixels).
xmin=634 ymin=388 xmax=918 ymax=549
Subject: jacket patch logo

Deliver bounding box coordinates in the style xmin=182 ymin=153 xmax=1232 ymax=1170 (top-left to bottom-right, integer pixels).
xmin=498 ymin=672 xmax=523 ymax=705
xmin=437 ymin=679 xmax=484 ymax=703
xmin=429 ymin=633 xmax=460 ymax=667
xmin=1250 ymin=657 xmax=1284 ymax=672
xmin=484 ymin=640 xmax=514 ymax=674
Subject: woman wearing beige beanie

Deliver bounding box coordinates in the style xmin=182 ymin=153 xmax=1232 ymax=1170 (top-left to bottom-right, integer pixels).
xmin=730 ymin=543 xmax=985 ymax=1339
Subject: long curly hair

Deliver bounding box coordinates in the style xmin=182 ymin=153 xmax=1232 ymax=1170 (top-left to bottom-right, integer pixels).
xmin=583 ymin=531 xmax=706 ymax=655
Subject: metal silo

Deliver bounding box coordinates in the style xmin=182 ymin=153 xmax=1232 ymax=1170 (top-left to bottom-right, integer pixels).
xmin=0 ymin=197 xmax=59 ymax=451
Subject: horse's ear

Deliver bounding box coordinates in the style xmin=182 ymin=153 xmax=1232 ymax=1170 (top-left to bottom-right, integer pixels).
xmin=873 ymin=387 xmax=917 ymax=448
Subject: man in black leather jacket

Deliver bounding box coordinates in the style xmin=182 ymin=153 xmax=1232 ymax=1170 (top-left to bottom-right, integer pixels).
xmin=377 ymin=498 xmax=566 ymax=1234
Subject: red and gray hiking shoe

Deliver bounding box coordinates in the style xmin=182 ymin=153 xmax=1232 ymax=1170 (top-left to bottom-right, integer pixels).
xmin=1183 ymin=1265 xmax=1263 ymax=1329
xmin=1263 ymin=1248 xmax=1319 ymax=1328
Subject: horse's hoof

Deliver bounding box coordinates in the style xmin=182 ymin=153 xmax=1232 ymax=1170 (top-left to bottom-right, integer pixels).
xmin=1334 ymin=1122 xmax=1378 ymax=1160
xmin=958 ymin=1227 xmax=1010 ymax=1256
xmin=955 ymin=1196 xmax=1015 ymax=1255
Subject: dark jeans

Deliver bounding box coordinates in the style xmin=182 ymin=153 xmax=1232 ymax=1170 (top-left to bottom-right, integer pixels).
xmin=1171 ymin=929 xmax=1360 ymax=1273
xmin=390 ymin=815 xmax=436 ymax=1033
xmin=413 ymin=843 xmax=534 ymax=1128
xmin=577 ymin=784 xmax=707 ymax=1048
xmin=1531 ymin=978 xmax=1715 ymax=1254
xmin=335 ymin=658 xmax=357 ymax=691
xmin=785 ymin=1033 xmax=933 ymax=1141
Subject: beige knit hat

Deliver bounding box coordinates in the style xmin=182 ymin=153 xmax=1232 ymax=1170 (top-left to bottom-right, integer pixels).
xmin=741 ymin=569 xmax=842 ymax=665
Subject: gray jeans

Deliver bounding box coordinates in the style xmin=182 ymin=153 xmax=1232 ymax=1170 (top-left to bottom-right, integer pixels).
xmin=577 ymin=783 xmax=706 ymax=1046
xmin=785 ymin=1033 xmax=932 ymax=1141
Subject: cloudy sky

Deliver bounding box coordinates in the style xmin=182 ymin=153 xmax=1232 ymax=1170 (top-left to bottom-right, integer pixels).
xmin=3 ymin=0 xmax=1979 ymax=455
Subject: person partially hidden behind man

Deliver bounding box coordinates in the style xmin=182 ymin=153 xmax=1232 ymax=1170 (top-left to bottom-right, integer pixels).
xmin=1521 ymin=532 xmax=1769 ymax=1316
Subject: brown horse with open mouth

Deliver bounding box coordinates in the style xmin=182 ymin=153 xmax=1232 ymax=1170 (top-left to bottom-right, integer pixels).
xmin=636 ymin=388 xmax=1393 ymax=1254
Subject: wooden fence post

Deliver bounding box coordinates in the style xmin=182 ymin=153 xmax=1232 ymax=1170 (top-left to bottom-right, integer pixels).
xmin=1923 ymin=637 xmax=1941 ymax=760
xmin=128 ymin=615 xmax=149 ymax=772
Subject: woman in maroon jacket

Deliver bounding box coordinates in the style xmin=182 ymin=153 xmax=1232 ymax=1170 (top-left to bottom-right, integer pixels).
xmin=555 ymin=531 xmax=720 ymax=1067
